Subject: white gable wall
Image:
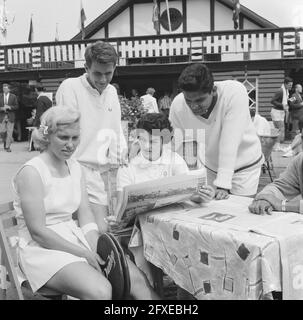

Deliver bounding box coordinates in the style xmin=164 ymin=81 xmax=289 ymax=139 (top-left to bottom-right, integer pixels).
xmin=243 ymin=18 xmax=260 ymax=29
xmin=187 ymin=0 xmax=210 ymax=32
xmin=134 ymin=3 xmax=155 ymax=36
xmin=88 ymin=0 xmax=264 ymax=39
xmin=109 ymin=8 xmax=130 ymax=37
xmin=91 ymin=28 xmax=105 ymax=39
xmin=215 ymin=1 xmax=234 ymax=30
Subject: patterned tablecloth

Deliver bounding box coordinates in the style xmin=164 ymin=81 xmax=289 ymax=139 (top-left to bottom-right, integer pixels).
xmin=134 ymin=195 xmax=303 ymax=300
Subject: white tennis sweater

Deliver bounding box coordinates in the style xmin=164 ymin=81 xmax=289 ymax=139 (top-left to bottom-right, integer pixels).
xmin=169 ymin=80 xmax=262 ymax=190
xmin=56 ymin=75 xmax=126 ymax=171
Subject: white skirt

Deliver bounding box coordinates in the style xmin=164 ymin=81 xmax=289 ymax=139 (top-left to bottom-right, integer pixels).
xmin=18 ymin=220 xmax=91 ymax=292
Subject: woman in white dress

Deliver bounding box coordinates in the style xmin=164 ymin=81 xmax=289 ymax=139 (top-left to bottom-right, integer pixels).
xmin=13 ymin=105 xmax=158 ymax=300
xmin=13 ymin=106 xmax=112 ymax=299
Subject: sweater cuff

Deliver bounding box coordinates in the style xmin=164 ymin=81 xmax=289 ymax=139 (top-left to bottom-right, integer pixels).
xmin=213 ymin=168 xmax=233 ymax=190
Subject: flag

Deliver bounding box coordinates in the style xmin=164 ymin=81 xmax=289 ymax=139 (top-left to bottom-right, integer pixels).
xmin=152 ymin=0 xmax=160 ymax=33
xmin=55 ymin=23 xmax=59 ymax=42
xmin=0 ymin=0 xmax=8 ymax=38
xmin=232 ymin=0 xmax=241 ymax=30
xmin=79 ymin=0 xmax=87 ymax=40
xmin=28 ymin=15 xmax=33 ymax=43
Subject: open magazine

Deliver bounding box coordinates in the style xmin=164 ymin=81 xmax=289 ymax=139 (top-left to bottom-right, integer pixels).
xmin=115 ymin=170 xmax=206 ymax=228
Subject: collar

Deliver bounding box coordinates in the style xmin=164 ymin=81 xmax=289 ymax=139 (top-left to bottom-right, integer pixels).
xmin=131 ymin=147 xmax=171 ymax=169
xmin=80 ymin=74 xmax=110 ymax=96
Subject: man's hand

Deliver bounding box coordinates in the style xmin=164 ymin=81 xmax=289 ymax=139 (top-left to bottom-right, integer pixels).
xmin=4 ymin=105 xmax=11 ymax=111
xmin=254 ymin=193 xmax=282 ymax=211
xmin=249 ymin=199 xmax=273 ymax=215
xmin=215 ymin=187 xmax=230 ymax=200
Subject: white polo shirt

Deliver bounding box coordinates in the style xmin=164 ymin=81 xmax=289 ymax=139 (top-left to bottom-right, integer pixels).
xmin=56 ymin=74 xmax=127 ymax=171
xmin=116 ymin=146 xmax=189 ymax=191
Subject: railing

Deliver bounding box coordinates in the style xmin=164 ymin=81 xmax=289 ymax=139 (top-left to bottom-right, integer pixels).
xmin=0 ymin=27 xmax=302 ymax=72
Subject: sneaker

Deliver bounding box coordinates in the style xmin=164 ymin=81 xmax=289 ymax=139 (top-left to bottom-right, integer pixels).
xmin=282 ymin=149 xmax=294 ymax=157
xmin=6 ymin=147 xmax=11 ymax=152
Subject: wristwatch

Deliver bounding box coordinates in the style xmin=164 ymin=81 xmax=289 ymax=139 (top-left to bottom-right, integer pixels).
xmin=281 ymin=199 xmax=288 ymax=212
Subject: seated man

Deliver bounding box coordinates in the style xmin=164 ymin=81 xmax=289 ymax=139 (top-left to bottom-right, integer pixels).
xmin=249 ymin=145 xmax=303 ymax=215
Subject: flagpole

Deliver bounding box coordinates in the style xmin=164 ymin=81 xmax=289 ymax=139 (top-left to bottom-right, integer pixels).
xmin=165 ymin=0 xmax=172 ymax=33
xmin=29 ymin=14 xmax=33 ymax=65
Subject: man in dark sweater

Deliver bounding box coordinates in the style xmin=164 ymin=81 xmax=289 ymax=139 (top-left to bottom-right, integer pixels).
xmin=33 ymin=84 xmax=52 ymax=127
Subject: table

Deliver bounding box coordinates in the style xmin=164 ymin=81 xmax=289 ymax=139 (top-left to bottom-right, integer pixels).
xmin=134 ymin=195 xmax=303 ymax=300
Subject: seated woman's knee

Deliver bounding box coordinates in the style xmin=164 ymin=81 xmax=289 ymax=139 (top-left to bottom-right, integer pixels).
xmin=83 ymin=277 xmax=112 ymax=300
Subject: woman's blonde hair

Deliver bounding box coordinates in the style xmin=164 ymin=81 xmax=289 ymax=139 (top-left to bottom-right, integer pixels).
xmin=32 ymin=105 xmax=80 ymax=151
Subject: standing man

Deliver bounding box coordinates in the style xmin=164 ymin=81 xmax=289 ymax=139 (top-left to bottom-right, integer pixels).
xmin=33 ymin=84 xmax=53 ymax=128
xmin=56 ymin=41 xmax=127 ymax=233
xmin=270 ymin=77 xmax=293 ymax=151
xmin=289 ymin=84 xmax=303 ymax=133
xmin=140 ymin=87 xmax=159 ymax=113
xmin=159 ymin=91 xmax=172 ymax=117
xmin=169 ymin=63 xmax=263 ymax=199
xmin=0 ymin=83 xmax=19 ymax=152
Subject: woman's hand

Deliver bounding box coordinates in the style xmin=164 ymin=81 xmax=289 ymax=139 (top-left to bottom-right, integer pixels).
xmin=215 ymin=188 xmax=230 ymax=200
xmin=82 ymin=250 xmax=105 ymax=272
xmin=196 ymin=185 xmax=215 ymax=202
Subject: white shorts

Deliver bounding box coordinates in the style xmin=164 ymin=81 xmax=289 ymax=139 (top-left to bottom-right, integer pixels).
xmin=81 ymin=165 xmax=108 ymax=206
xmin=207 ymin=160 xmax=263 ymax=197
xmin=271 ymin=108 xmax=285 ymax=122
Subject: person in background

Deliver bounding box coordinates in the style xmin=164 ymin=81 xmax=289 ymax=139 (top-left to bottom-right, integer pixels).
xmin=131 ymin=88 xmax=139 ymax=99
xmin=140 ymin=87 xmax=159 ymax=113
xmin=282 ymin=130 xmax=303 ymax=158
xmin=33 ymin=84 xmax=53 ymax=128
xmin=26 ymin=108 xmax=37 ymax=126
xmin=270 ymin=77 xmax=293 ymax=152
xmin=159 ymin=91 xmax=172 ymax=118
xmin=249 ymin=107 xmax=271 ymax=136
xmin=56 ymin=41 xmax=127 ymax=233
xmin=288 ymin=84 xmax=303 ymax=134
xmin=169 ymin=63 xmax=263 ymax=200
xmin=0 ymin=83 xmax=19 ymax=152
xmin=112 ymin=83 xmax=121 ymax=96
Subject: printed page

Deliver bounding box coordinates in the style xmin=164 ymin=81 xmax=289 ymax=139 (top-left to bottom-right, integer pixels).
xmin=117 ymin=172 xmax=206 ymax=226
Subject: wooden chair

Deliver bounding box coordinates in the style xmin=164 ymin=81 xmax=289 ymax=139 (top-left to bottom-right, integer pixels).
xmin=0 ymin=202 xmax=64 ymax=300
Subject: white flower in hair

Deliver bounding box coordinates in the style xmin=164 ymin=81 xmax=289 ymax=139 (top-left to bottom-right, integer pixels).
xmin=40 ymin=124 xmax=49 ymax=135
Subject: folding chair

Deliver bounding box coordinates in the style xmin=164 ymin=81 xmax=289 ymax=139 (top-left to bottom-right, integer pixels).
xmin=0 ymin=202 xmax=64 ymax=300
xmin=258 ymin=132 xmax=279 ymax=182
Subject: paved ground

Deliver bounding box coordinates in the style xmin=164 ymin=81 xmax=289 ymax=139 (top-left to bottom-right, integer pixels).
xmin=0 ymin=142 xmax=39 ymax=204
xmin=0 ymin=140 xmax=293 ymax=300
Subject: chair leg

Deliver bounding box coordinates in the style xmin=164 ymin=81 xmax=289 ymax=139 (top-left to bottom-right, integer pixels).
xmin=266 ymin=162 xmax=274 ymax=182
